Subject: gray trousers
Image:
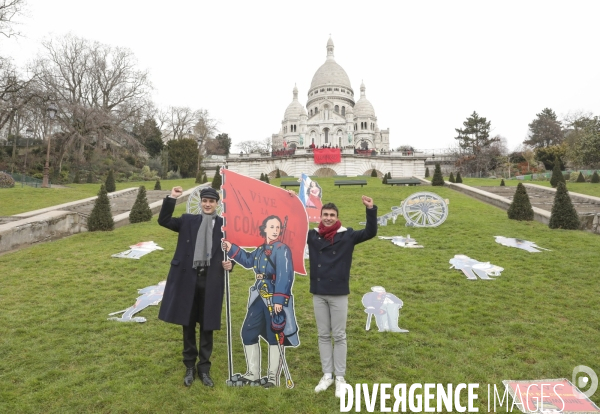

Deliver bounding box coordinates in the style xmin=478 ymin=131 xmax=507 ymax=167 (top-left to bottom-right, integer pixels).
xmin=313 ymin=294 xmax=348 ymax=376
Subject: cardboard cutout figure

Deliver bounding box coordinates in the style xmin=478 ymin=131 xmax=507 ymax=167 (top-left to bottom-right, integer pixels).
xmin=299 ymin=173 xmax=323 ymax=223
xmin=359 ymin=206 xmax=402 ymax=227
xmin=379 ymin=235 xmax=423 ymax=248
xmin=449 ymin=255 xmax=504 ymax=280
xmin=221 ymin=169 xmax=308 ymax=389
xmin=362 ymin=287 xmax=408 ymax=332
xmin=494 ymin=236 xmax=550 ymax=253
xmin=111 ymin=241 xmax=163 ymax=259
xmin=108 ymin=281 xmax=166 ymax=322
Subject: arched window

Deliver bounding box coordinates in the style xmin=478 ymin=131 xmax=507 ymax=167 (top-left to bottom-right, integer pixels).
xmin=327 ymin=88 xmax=332 ymax=91
xmin=314 ymin=107 xmax=318 ymax=114
xmin=341 ymin=106 xmax=345 ymax=116
xmin=320 ymin=88 xmax=324 ymax=92
xmin=334 ymin=105 xmax=339 ymax=113
xmin=324 ymin=128 xmax=329 ymax=143
xmin=310 ymin=109 xmax=313 ymax=116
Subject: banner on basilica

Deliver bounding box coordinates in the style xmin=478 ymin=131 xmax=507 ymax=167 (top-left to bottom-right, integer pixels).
xmin=313 ymin=148 xmax=341 ymax=164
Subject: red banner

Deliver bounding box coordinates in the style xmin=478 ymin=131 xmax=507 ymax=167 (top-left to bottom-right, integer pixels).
xmin=220 ymin=169 xmax=308 ymax=275
xmin=313 ymin=148 xmax=341 ymax=164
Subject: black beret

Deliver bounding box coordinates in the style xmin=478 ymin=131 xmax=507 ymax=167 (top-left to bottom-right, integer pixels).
xmin=200 ymin=187 xmax=220 ymax=201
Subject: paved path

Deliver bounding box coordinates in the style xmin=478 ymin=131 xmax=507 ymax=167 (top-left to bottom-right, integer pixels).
xmin=474 ymin=186 xmax=600 ymax=215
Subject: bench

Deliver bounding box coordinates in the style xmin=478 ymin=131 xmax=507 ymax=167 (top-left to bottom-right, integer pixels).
xmin=334 ymin=180 xmax=368 ymax=188
xmin=387 ymin=178 xmax=421 ymax=186
xmin=280 ymin=181 xmax=300 ymax=188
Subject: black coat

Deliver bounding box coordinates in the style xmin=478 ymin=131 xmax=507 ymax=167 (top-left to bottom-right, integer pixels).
xmin=307 ymin=206 xmax=378 ymax=295
xmin=157 ymin=197 xmax=227 ymax=329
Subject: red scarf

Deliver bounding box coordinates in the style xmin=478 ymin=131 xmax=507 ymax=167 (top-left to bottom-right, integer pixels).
xmin=318 ymin=220 xmax=341 ymax=244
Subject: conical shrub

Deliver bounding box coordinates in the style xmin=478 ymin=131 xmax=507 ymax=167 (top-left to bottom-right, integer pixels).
xmin=276 ymin=168 xmax=281 ymax=178
xmin=431 ymin=163 xmax=445 ymax=186
xmin=202 ymin=174 xmax=208 ymax=183
xmin=73 ymin=171 xmax=81 ymax=184
xmin=260 ymin=173 xmax=265 ymax=181
xmin=549 ymin=182 xmax=580 ymax=229
xmin=86 ymin=171 xmax=94 ymax=183
xmin=449 ymin=172 xmax=455 ymax=183
xmin=105 ymin=170 xmax=116 ymax=193
xmin=456 ymin=172 xmax=463 ymax=183
xmin=154 ymin=179 xmax=161 ymax=190
xmin=500 ymin=179 xmax=505 ymax=186
xmin=195 ymin=170 xmax=203 ymax=184
xmin=507 ymin=183 xmax=534 ymax=221
xmin=265 ymin=175 xmax=270 ymax=184
xmin=383 ymin=175 xmax=388 ymax=184
xmin=211 ymin=166 xmax=222 ymax=189
xmin=592 ymin=171 xmax=600 ymax=183
xmin=425 ymin=167 xmax=430 ymax=178
xmin=371 ymin=169 xmax=378 ymax=177
xmin=550 ymin=156 xmax=565 ymax=188
xmin=576 ymin=172 xmax=585 ymax=183
xmin=129 ymin=185 xmax=153 ymax=223
xmin=88 ymin=185 xmax=114 ymax=231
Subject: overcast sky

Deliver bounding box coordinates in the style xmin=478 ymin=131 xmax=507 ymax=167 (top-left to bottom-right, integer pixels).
xmin=2 ymin=0 xmax=599 ymax=153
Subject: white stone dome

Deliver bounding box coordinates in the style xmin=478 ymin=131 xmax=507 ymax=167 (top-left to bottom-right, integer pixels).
xmin=354 ymin=81 xmax=375 ymax=118
xmin=309 ymin=37 xmax=352 ymax=90
xmin=284 ymin=85 xmax=306 ymax=120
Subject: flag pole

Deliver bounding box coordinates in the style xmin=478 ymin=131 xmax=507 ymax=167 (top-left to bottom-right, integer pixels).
xmin=220 ymin=166 xmax=234 ymax=383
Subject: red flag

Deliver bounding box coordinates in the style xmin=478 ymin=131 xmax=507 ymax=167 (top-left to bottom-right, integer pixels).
xmin=313 ymin=148 xmax=341 ymax=164
xmin=221 ymin=169 xmax=308 ymax=275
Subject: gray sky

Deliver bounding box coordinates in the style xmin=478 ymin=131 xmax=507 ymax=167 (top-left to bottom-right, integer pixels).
xmin=3 ymin=0 xmax=599 ymax=153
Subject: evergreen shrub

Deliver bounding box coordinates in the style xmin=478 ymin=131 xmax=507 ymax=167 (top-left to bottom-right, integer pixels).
xmin=507 ymin=183 xmax=534 ymax=221
xmin=129 ymin=186 xmax=153 ymax=223
xmin=549 ymin=182 xmax=580 ymax=230
xmin=88 ymin=185 xmax=114 ymax=231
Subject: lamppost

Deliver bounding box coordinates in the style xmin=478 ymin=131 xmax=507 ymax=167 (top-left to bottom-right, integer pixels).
xmin=42 ymin=102 xmax=58 ymax=188
xmin=24 ymin=127 xmax=33 ymax=170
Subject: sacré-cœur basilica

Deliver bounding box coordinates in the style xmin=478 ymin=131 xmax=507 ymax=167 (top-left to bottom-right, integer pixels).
xmin=224 ymin=38 xmax=426 ymax=178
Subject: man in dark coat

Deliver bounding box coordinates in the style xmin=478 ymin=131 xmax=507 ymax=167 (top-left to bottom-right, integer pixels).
xmin=158 ymin=186 xmax=233 ymax=387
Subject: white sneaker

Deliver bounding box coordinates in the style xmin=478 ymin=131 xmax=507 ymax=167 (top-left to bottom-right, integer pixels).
xmin=314 ymin=374 xmax=334 ymax=393
xmin=335 ymin=377 xmax=347 ymax=398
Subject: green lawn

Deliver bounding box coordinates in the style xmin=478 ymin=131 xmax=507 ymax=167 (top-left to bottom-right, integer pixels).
xmin=0 ymin=179 xmax=200 ymax=216
xmin=1 ymin=177 xmax=599 ymax=413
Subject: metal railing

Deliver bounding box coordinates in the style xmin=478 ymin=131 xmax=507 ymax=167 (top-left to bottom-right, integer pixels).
xmin=1 ymin=171 xmax=50 ymax=188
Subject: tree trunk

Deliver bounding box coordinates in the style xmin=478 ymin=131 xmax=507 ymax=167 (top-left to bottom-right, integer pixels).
xmin=8 ymin=113 xmax=15 ymax=172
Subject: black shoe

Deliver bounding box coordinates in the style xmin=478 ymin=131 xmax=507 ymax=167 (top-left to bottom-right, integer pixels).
xmin=200 ymin=373 xmax=214 ymax=387
xmin=263 ymin=381 xmax=276 ymax=388
xmin=184 ymin=367 xmax=196 ymax=387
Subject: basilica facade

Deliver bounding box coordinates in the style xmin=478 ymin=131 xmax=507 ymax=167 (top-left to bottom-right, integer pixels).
xmin=272 ymin=38 xmax=390 ymax=151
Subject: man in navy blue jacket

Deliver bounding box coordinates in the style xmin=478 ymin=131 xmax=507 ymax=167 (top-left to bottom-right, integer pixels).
xmin=307 ymin=195 xmax=377 ymax=397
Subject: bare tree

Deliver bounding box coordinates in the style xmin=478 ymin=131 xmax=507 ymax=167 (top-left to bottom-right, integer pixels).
xmin=236 ymin=140 xmax=259 ymax=154
xmin=0 ymin=0 xmax=26 ymax=39
xmin=235 ymin=138 xmax=271 ymax=154
xmin=193 ymin=108 xmax=218 ymax=152
xmin=161 ymin=106 xmax=198 ymax=141
xmin=33 ymin=34 xmax=153 ymax=171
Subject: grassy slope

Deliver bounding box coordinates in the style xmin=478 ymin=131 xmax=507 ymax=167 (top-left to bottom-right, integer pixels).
xmin=1 ymin=177 xmax=599 ymax=413
xmin=0 ymin=179 xmax=200 ymax=216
